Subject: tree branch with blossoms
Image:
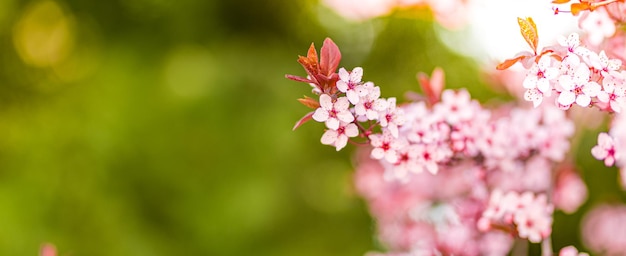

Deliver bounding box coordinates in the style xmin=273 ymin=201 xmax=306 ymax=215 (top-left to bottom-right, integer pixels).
xmin=283 ymin=1 xmax=626 ymax=255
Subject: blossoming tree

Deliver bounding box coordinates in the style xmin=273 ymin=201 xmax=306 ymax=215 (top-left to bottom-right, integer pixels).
xmin=286 ymin=0 xmax=626 ymax=255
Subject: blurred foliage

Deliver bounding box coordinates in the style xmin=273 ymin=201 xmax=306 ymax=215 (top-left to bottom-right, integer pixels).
xmin=0 ymin=0 xmax=620 ymax=255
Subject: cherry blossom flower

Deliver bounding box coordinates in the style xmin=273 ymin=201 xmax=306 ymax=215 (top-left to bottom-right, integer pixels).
xmin=369 ymin=130 xmax=404 ymax=163
xmin=553 ymin=167 xmax=588 ymax=214
xmin=480 ymin=191 xmax=553 ymax=243
xmin=379 ymin=97 xmax=405 ymax=138
xmin=556 ymin=63 xmax=600 ymax=108
xmin=590 ymin=51 xmax=622 ymax=77
xmin=354 ymin=82 xmax=388 ymax=121
xmin=336 ymin=67 xmax=368 ymax=104
xmin=320 ymin=121 xmax=358 ymax=151
xmin=312 ymin=94 xmax=355 ymax=130
xmin=597 ymin=73 xmax=626 ymax=112
xmin=434 ymin=89 xmax=476 ymax=125
xmin=523 ymin=55 xmax=558 ymax=96
xmin=557 ymin=33 xmax=582 ymax=55
xmin=579 ymin=8 xmax=616 ymax=46
xmin=591 ymin=132 xmax=618 ymax=166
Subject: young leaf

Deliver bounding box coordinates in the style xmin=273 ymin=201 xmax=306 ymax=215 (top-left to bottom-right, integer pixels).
xmin=496 ymin=55 xmax=527 ymax=70
xmin=297 ymin=96 xmax=320 ymax=109
xmin=319 ymin=38 xmax=341 ymax=77
xmin=293 ymin=111 xmax=314 ymax=131
xmin=517 ymin=17 xmax=539 ymax=54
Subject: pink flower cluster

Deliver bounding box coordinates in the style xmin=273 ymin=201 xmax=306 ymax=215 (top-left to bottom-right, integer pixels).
xmin=512 ymin=33 xmax=625 ymax=111
xmin=287 ymin=36 xmax=590 ymax=255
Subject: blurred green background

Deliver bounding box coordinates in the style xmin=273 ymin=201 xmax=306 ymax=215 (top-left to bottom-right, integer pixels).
xmin=0 ymin=0 xmax=621 ymax=255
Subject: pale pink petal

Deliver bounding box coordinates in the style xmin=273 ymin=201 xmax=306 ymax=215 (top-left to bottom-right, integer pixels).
xmin=591 ymin=145 xmax=609 ymax=160
xmin=373 ymin=99 xmax=388 ymax=111
xmin=337 ymin=110 xmax=355 ymax=123
xmin=321 ymin=130 xmax=338 ymax=145
xmin=336 ymin=80 xmax=349 ymax=93
xmin=344 ymin=123 xmax=359 ymax=137
xmin=611 ymin=100 xmax=622 ymax=112
xmin=583 ymin=82 xmax=601 ymax=97
xmin=326 ymin=118 xmax=339 ymax=130
xmin=537 ymin=79 xmax=551 ymax=94
xmin=346 ymin=90 xmax=360 ymax=104
xmin=576 ymin=94 xmax=591 ymax=107
xmin=597 ymin=91 xmax=609 ymax=103
xmin=384 ymin=151 xmax=398 ymax=163
xmin=319 ymin=94 xmax=333 ymax=110
xmin=350 ymin=67 xmax=363 ymax=82
xmin=312 ymin=108 xmax=329 ymax=122
xmin=334 ymin=97 xmax=350 ymax=111
xmin=558 ymin=91 xmax=576 ymax=106
xmin=371 ymin=148 xmax=385 ymax=159
xmin=366 ymin=109 xmax=379 ymax=120
xmin=335 ymin=134 xmax=348 ymax=151
xmin=338 ymin=67 xmax=350 ymax=81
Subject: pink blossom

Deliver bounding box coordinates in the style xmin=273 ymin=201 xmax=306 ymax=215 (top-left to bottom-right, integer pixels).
xmin=480 ymin=191 xmax=553 ymax=243
xmin=582 ymin=204 xmax=626 ymax=256
xmin=591 ymin=132 xmax=618 ymax=166
xmin=557 ymin=33 xmax=582 ymax=55
xmin=370 ymin=130 xmax=404 ymax=163
xmin=590 ymin=51 xmax=622 ymax=77
xmin=354 ymin=82 xmax=388 ymax=121
xmin=597 ymin=72 xmax=626 ymax=112
xmin=379 ymin=97 xmax=406 ymax=138
xmin=579 ymin=8 xmax=616 ymax=46
xmin=320 ymin=121 xmax=358 ymax=151
xmin=558 ymin=246 xmax=589 ymax=256
xmin=312 ymin=94 xmax=355 ymax=130
xmin=556 ymin=62 xmax=600 ymax=108
xmin=336 ymin=67 xmax=368 ymax=104
xmin=523 ymin=55 xmax=558 ymax=96
xmin=553 ymin=168 xmax=588 ymax=214
xmin=434 ymin=89 xmax=477 ymax=125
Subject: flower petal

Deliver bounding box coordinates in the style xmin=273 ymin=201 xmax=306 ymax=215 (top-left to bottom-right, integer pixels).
xmin=312 ymin=108 xmax=329 ymax=122
xmin=321 ymin=130 xmax=338 ymax=145
xmin=319 ymin=94 xmax=333 ymax=110
xmin=344 ymin=123 xmax=359 ymax=137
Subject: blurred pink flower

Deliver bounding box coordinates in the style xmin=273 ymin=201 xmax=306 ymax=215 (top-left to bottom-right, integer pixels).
xmin=582 ymin=204 xmax=626 ymax=256
xmin=40 ymin=243 xmax=57 ymax=256
xmin=553 ymin=167 xmax=588 ymax=214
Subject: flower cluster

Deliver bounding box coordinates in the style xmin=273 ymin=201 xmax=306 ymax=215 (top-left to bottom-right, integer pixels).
xmin=478 ymin=190 xmax=553 ymax=243
xmin=283 ymin=2 xmax=626 ymax=255
xmin=287 ymin=39 xmax=589 ymax=255
xmin=500 ymin=1 xmax=626 ymax=184
xmin=286 ymin=38 xmax=405 ymax=152
xmin=501 ymin=31 xmax=624 ymax=111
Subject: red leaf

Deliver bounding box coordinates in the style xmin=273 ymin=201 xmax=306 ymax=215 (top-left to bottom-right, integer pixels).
xmin=297 ymin=96 xmax=320 ymax=109
xmin=319 ymin=38 xmax=341 ymax=77
xmin=285 ymin=74 xmax=314 ymax=83
xmin=293 ymin=111 xmax=314 ymax=131
xmin=418 ymin=67 xmax=445 ymax=105
xmin=551 ymin=0 xmax=571 ymax=4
